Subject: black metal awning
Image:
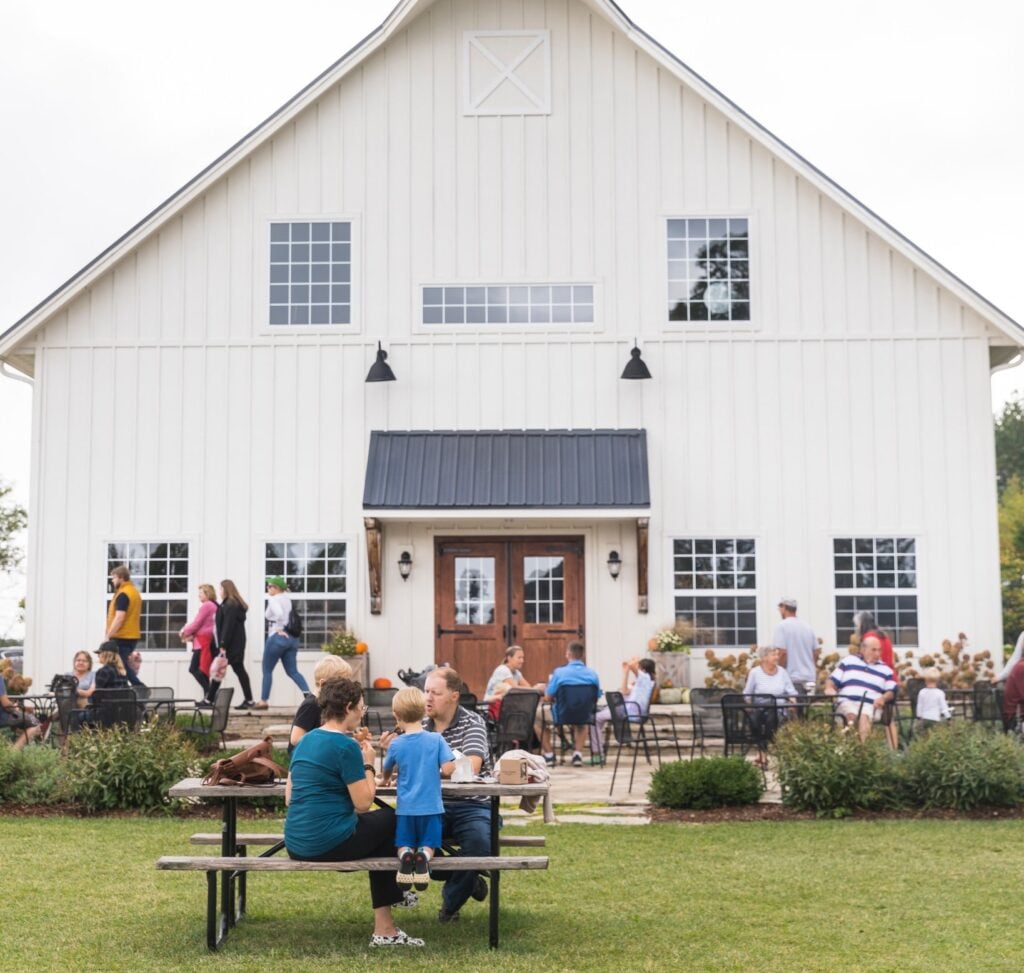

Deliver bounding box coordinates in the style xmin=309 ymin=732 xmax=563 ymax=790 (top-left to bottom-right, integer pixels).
xmin=362 ymin=429 xmax=650 ymax=509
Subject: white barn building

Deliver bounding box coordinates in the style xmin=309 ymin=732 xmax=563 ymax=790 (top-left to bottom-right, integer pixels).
xmin=2 ymin=0 xmax=1021 ymax=704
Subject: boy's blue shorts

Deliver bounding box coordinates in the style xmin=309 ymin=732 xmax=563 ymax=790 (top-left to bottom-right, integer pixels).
xmin=395 ymin=812 xmax=444 ymax=850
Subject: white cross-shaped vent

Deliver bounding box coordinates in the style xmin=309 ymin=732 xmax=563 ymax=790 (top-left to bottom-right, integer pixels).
xmin=463 ymin=30 xmax=551 ymax=116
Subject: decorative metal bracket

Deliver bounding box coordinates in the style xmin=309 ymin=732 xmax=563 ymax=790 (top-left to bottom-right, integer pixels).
xmin=636 ymin=517 xmax=649 ymax=614
xmin=364 ymin=517 xmax=383 ymax=614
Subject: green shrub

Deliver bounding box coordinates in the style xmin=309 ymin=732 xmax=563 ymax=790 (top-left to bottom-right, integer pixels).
xmin=63 ymin=725 xmax=198 ymax=813
xmin=774 ymin=720 xmax=903 ymax=815
xmin=0 ymin=744 xmax=65 ymax=805
xmin=902 ymin=722 xmax=1024 ymax=810
xmin=648 ymin=757 xmax=763 ymax=809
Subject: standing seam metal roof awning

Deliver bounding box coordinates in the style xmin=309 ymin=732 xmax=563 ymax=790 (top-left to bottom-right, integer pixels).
xmin=362 ymin=430 xmax=650 ymax=509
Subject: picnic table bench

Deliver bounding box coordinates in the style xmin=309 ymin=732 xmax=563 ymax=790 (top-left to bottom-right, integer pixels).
xmin=160 ymin=777 xmax=551 ymax=951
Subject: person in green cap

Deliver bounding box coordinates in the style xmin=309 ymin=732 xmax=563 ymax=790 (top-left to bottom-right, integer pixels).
xmin=255 ymin=575 xmax=310 ymax=709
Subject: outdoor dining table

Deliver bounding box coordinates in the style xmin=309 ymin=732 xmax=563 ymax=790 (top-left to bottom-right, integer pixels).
xmin=166 ymin=775 xmax=552 ymax=940
xmin=10 ymin=693 xmax=57 ymax=723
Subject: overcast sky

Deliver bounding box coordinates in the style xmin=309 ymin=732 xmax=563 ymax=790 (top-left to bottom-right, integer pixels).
xmin=0 ymin=0 xmax=1022 ymax=634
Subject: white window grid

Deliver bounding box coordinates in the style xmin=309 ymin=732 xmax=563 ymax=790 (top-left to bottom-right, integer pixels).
xmin=422 ymin=284 xmax=594 ymax=325
xmin=667 ymin=218 xmax=749 ymax=322
xmin=269 ymin=221 xmax=351 ymax=326
xmin=523 ymin=556 xmax=565 ymax=624
xmin=672 ymin=538 xmax=757 ymax=646
xmin=833 ymin=537 xmax=918 ymax=647
xmin=454 ymin=557 xmax=496 ymax=625
xmin=106 ymin=542 xmax=190 ymax=651
xmin=265 ymin=541 xmax=347 ymax=649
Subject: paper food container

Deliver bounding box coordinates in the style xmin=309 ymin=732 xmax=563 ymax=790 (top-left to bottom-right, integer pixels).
xmin=498 ymin=757 xmax=528 ymax=784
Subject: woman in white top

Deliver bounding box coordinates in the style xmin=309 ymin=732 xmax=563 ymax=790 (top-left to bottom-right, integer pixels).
xmin=255 ymin=576 xmax=310 ymax=710
xmin=743 ymin=646 xmax=798 ymax=700
xmin=484 ymin=645 xmax=527 ymax=701
xmin=68 ymin=650 xmax=96 ymax=709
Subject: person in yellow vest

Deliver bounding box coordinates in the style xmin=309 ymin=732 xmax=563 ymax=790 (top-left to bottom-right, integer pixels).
xmin=105 ymin=564 xmax=145 ymax=688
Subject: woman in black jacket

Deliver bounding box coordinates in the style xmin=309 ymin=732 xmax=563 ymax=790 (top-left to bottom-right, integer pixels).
xmin=215 ymin=579 xmax=255 ymax=709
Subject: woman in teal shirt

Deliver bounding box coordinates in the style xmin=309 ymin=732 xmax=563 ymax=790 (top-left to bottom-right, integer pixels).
xmin=285 ymin=678 xmax=424 ymax=948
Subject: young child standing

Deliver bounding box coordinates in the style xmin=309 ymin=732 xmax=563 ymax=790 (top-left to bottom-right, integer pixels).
xmin=381 ymin=687 xmax=454 ymax=890
xmin=915 ymin=667 xmax=952 ymax=725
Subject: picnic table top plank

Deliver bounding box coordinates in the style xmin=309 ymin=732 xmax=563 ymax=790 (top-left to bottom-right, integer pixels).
xmin=168 ymin=778 xmax=549 ymax=799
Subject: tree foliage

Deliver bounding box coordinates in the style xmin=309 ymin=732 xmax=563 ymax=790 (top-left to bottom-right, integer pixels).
xmin=999 ymin=477 xmax=1024 ymax=644
xmin=0 ymin=479 xmax=27 ymax=573
xmin=995 ymin=395 xmax=1024 ymax=494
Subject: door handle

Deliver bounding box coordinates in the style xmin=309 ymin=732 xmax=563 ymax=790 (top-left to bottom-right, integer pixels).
xmin=436 ymin=624 xmax=475 ymax=638
xmin=502 ymin=624 xmax=507 ymax=641
xmin=545 ymin=629 xmax=578 ymax=634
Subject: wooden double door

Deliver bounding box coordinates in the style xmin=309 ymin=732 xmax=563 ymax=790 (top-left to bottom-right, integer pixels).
xmin=434 ymin=537 xmax=585 ymax=697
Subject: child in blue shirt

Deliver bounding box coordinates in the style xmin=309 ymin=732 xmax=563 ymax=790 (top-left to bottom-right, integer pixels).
xmin=381 ymin=687 xmax=454 ymax=890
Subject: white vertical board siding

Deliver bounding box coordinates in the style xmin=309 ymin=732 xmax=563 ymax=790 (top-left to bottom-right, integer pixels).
xmin=18 ymin=0 xmax=1008 ymax=692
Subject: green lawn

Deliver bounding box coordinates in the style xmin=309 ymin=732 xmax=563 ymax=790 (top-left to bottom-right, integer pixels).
xmin=6 ymin=815 xmax=1023 ymax=972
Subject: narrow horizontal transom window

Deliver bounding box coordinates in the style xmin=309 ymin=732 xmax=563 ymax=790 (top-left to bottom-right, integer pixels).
xmin=673 ymin=538 xmax=756 ymax=647
xmin=265 ymin=542 xmax=347 ymax=649
xmin=667 ymin=218 xmax=749 ymax=322
xmin=422 ymin=284 xmax=594 ymax=325
xmin=833 ymin=537 xmax=918 ymax=647
xmin=106 ymin=542 xmax=189 ymax=650
xmin=269 ymin=221 xmax=351 ymax=326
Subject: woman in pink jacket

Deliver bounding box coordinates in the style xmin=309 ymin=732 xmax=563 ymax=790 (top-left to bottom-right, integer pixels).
xmin=180 ymin=583 xmax=218 ymax=700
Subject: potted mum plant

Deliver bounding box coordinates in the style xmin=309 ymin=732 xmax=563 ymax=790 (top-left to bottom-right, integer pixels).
xmin=321 ymin=627 xmax=370 ymax=684
xmin=647 ymin=620 xmax=694 ymax=691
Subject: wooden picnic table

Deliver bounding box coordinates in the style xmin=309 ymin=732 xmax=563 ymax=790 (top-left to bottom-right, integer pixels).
xmin=166 ymin=776 xmax=552 ymax=949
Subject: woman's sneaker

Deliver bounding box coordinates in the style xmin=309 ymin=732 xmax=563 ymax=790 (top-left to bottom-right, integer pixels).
xmin=413 ymin=851 xmax=431 ymax=891
xmin=369 ymin=929 xmax=424 ymax=948
xmin=397 ymin=851 xmax=416 ymax=886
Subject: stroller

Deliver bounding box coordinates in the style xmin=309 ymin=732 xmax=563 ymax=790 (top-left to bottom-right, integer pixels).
xmin=397 ymin=664 xmax=441 ymax=691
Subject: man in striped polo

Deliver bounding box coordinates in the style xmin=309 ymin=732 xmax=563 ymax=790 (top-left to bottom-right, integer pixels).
xmin=826 ymin=635 xmax=896 ymax=741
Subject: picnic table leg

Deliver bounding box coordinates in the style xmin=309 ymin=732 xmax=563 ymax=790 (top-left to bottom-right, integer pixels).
xmin=206 ymin=870 xmax=226 ymax=950
xmin=489 ymin=795 xmax=500 ymax=948
xmin=221 ymin=796 xmax=238 ymax=928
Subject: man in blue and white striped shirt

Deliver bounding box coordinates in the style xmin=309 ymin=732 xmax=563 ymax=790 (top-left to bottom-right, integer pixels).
xmin=826 ymin=636 xmax=896 ymax=741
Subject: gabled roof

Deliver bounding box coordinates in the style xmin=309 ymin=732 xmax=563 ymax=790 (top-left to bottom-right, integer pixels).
xmin=3 ymin=0 xmax=1021 ymax=362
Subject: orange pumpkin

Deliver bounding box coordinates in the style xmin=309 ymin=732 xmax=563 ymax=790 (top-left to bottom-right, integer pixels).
xmin=373 ymin=677 xmax=392 ymax=689
xmin=355 ymin=642 xmax=369 ymax=655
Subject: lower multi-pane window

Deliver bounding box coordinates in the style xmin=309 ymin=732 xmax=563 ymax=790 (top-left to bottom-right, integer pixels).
xmin=264 ymin=542 xmax=347 ymax=649
xmin=833 ymin=537 xmax=918 ymax=647
xmin=672 ymin=538 xmax=757 ymax=646
xmin=105 ymin=542 xmax=189 ymax=650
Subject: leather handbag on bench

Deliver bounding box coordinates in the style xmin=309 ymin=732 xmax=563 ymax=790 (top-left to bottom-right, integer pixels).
xmin=202 ymin=735 xmax=285 ymax=786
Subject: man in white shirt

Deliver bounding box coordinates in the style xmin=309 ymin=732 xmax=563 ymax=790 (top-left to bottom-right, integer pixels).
xmin=771 ymin=597 xmax=819 ymax=691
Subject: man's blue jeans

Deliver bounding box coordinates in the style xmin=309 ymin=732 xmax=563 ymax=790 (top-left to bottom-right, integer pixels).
xmin=113 ymin=639 xmax=144 ymax=687
xmin=261 ymin=633 xmax=309 ymax=701
xmin=440 ymin=800 xmax=492 ymax=913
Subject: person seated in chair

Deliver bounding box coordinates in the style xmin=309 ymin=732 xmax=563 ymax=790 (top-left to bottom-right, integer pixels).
xmin=537 ymin=641 xmax=600 ymax=767
xmin=0 ymin=671 xmax=41 ymax=749
xmin=825 ymin=635 xmax=896 ymax=742
xmin=590 ymin=657 xmax=656 ymax=761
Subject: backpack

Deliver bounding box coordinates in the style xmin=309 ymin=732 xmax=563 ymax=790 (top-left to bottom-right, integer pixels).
xmin=284 ymin=606 xmax=304 ymax=638
xmin=202 ymin=736 xmax=285 ymax=786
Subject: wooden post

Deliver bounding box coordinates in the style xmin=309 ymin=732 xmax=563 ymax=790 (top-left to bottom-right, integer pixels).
xmin=365 ymin=517 xmax=383 ymax=614
xmin=636 ymin=517 xmax=649 ymax=614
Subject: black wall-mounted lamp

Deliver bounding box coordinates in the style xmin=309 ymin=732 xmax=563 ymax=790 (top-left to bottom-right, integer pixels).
xmin=607 ymin=550 xmax=622 ymax=580
xmin=366 ymin=341 xmax=397 ymax=382
xmin=397 ymin=550 xmax=413 ymax=581
xmin=620 ymin=340 xmax=652 ymax=380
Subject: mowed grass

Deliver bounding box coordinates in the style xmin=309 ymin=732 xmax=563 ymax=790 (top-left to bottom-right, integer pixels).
xmin=5 ymin=814 xmax=1024 ymax=973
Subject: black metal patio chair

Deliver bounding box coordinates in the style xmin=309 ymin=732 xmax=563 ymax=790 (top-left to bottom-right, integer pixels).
xmin=488 ymin=689 xmax=541 ymax=760
xmin=182 ymin=686 xmax=234 ymax=749
xmin=688 ymin=688 xmax=728 ymax=758
xmin=721 ymin=693 xmax=780 ymax=783
xmin=551 ymin=683 xmax=599 ymax=763
xmin=603 ymin=690 xmax=660 ymax=795
xmin=90 ymin=688 xmax=143 ymax=729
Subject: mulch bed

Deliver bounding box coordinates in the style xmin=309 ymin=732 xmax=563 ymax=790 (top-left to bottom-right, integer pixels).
xmin=648 ymin=803 xmax=1024 ymax=823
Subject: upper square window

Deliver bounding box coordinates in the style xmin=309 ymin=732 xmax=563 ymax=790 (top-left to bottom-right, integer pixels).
xmin=667 ymin=218 xmax=749 ymax=323
xmin=264 ymin=541 xmax=347 ymax=650
xmin=269 ymin=221 xmax=351 ymax=326
xmin=422 ymin=284 xmax=593 ymax=325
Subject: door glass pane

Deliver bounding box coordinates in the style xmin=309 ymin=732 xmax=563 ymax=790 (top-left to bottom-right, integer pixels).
xmin=454 ymin=557 xmax=495 ymax=624
xmin=523 ymin=556 xmax=564 ymax=624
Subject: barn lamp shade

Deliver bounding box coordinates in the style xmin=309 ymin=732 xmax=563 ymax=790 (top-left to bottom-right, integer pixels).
xmin=365 ymin=341 xmax=397 ymax=382
xmin=606 ymin=550 xmax=622 ymax=580
xmin=620 ymin=342 xmax=652 ymax=380
xmin=397 ymin=550 xmax=413 ymax=580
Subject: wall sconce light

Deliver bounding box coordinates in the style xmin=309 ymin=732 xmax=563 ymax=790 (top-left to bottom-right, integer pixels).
xmin=606 ymin=550 xmax=622 ymax=580
xmin=365 ymin=341 xmax=397 ymax=382
xmin=620 ymin=340 xmax=652 ymax=380
xmin=397 ymin=550 xmax=413 ymax=580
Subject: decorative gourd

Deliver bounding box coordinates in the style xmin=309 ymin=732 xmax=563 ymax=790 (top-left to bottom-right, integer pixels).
xmin=373 ymin=677 xmax=392 ymax=689
xmin=355 ymin=642 xmax=369 ymax=655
